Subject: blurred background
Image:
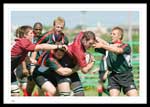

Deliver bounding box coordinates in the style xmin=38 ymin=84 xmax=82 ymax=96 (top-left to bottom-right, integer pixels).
xmin=11 ymin=11 xmax=139 ymax=96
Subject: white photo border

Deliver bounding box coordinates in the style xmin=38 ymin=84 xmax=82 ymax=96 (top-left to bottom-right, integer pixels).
xmin=4 ymin=3 xmax=147 ymax=104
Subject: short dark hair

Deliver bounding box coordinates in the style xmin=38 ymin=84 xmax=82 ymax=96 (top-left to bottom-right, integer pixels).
xmin=112 ymin=26 xmax=124 ymax=40
xmin=33 ymin=22 xmax=43 ymax=29
xmin=17 ymin=25 xmax=32 ymax=38
xmin=82 ymin=31 xmax=96 ymax=41
xmin=15 ymin=27 xmax=21 ymax=37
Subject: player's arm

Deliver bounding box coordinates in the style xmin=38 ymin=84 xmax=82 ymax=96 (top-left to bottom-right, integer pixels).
xmin=56 ymin=67 xmax=74 ymax=76
xmin=21 ymin=60 xmax=29 ymax=76
xmin=50 ymin=58 xmax=74 ymax=76
xmin=102 ymin=44 xmax=123 ymax=54
xmin=29 ymin=52 xmax=38 ymax=74
xmin=96 ymin=36 xmax=109 ymax=45
xmin=34 ymin=44 xmax=68 ymax=51
xmin=80 ymin=55 xmax=95 ymax=74
xmin=102 ymin=70 xmax=109 ymax=81
xmin=30 ymin=52 xmax=37 ymax=64
xmin=93 ymin=42 xmax=123 ymax=54
xmin=56 ymin=64 xmax=79 ymax=76
xmin=80 ymin=61 xmax=95 ymax=74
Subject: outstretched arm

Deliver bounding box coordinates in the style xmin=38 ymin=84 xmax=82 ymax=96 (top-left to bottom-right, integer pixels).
xmin=34 ymin=44 xmax=68 ymax=51
xmin=80 ymin=61 xmax=95 ymax=74
xmin=93 ymin=42 xmax=123 ymax=54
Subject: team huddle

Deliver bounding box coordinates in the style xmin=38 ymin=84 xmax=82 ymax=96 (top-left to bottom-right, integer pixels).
xmin=11 ymin=17 xmax=138 ymax=96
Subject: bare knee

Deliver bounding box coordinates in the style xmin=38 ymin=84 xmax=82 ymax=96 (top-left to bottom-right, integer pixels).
xmin=126 ymin=89 xmax=138 ymax=96
xmin=41 ymin=81 xmax=56 ymax=96
xmin=109 ymin=89 xmax=120 ymax=96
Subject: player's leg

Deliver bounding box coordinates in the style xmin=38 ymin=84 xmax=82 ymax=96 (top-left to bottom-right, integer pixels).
xmin=33 ymin=73 xmax=56 ymax=96
xmin=57 ymin=81 xmax=71 ymax=96
xmin=26 ymin=77 xmax=36 ymax=96
xmin=11 ymin=57 xmax=21 ymax=96
xmin=122 ymin=72 xmax=138 ymax=96
xmin=108 ymin=73 xmax=121 ymax=96
xmin=70 ymin=72 xmax=84 ymax=96
xmin=97 ymin=81 xmax=104 ymax=96
xmin=126 ymin=89 xmax=138 ymax=96
xmin=109 ymin=89 xmax=120 ymax=96
xmin=41 ymin=81 xmax=56 ymax=96
xmin=19 ymin=77 xmax=28 ymax=96
xmin=11 ymin=68 xmax=20 ymax=96
xmin=11 ymin=81 xmax=20 ymax=96
xmin=37 ymin=86 xmax=45 ymax=96
xmin=15 ymin=65 xmax=29 ymax=96
xmin=57 ymin=77 xmax=71 ymax=96
xmin=71 ymin=81 xmax=84 ymax=96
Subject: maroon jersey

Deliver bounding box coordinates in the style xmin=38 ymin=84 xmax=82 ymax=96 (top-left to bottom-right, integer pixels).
xmin=68 ymin=32 xmax=87 ymax=67
xmin=11 ymin=38 xmax=36 ymax=66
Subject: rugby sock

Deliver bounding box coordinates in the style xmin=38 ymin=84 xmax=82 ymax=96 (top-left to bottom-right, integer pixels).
xmin=97 ymin=87 xmax=103 ymax=96
xmin=23 ymin=88 xmax=28 ymax=96
xmin=11 ymin=84 xmax=20 ymax=96
xmin=59 ymin=92 xmax=71 ymax=96
xmin=33 ymin=90 xmax=39 ymax=96
xmin=72 ymin=85 xmax=84 ymax=96
xmin=45 ymin=92 xmax=52 ymax=96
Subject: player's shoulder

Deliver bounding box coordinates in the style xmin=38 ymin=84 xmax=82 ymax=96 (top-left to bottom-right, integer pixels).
xmin=41 ymin=31 xmax=53 ymax=37
xmin=120 ymin=43 xmax=130 ymax=49
xmin=19 ymin=38 xmax=30 ymax=43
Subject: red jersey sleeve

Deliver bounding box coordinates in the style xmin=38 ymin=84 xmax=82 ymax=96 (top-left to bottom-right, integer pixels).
xmin=20 ymin=38 xmax=36 ymax=52
xmin=73 ymin=47 xmax=87 ymax=67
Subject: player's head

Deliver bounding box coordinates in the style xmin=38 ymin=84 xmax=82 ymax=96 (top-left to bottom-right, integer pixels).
xmin=54 ymin=48 xmax=66 ymax=60
xmin=53 ymin=17 xmax=65 ymax=34
xmin=15 ymin=26 xmax=21 ymax=38
xmin=81 ymin=31 xmax=96 ymax=50
xmin=111 ymin=26 xmax=124 ymax=43
xmin=19 ymin=25 xmax=34 ymax=41
xmin=33 ymin=22 xmax=43 ymax=37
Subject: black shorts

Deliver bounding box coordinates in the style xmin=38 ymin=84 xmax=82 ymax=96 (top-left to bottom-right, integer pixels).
xmin=69 ymin=72 xmax=81 ymax=83
xmin=32 ymin=68 xmax=57 ymax=88
xmin=33 ymin=67 xmax=81 ymax=88
xmin=108 ymin=71 xmax=137 ymax=94
xmin=50 ymin=72 xmax=81 ymax=84
xmin=11 ymin=56 xmax=22 ymax=82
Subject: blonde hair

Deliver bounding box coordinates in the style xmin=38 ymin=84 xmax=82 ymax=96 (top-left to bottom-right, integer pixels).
xmin=53 ymin=16 xmax=65 ymax=27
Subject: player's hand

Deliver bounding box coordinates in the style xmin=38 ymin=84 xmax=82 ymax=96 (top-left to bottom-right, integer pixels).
xmin=62 ymin=45 xmax=68 ymax=51
xmin=102 ymin=70 xmax=109 ymax=80
xmin=72 ymin=65 xmax=79 ymax=73
xmin=22 ymin=68 xmax=29 ymax=77
xmin=89 ymin=55 xmax=95 ymax=63
xmin=92 ymin=42 xmax=104 ymax=48
xmin=30 ymin=58 xmax=37 ymax=64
